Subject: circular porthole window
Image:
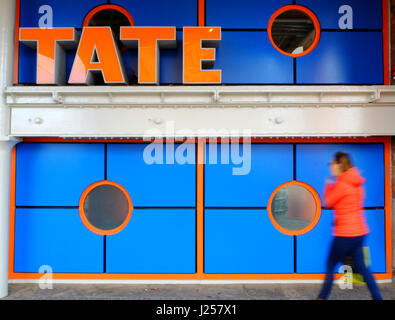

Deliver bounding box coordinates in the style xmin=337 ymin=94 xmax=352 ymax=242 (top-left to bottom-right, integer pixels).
xmin=268 ymin=5 xmax=320 ymax=57
xmin=85 ymin=8 xmax=132 ymax=37
xmin=83 ymin=4 xmax=135 ymax=29
xmin=79 ymin=181 xmax=133 ymax=236
xmin=268 ymin=181 xmax=321 ymax=236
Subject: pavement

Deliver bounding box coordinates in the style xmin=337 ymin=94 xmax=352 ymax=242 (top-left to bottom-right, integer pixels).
xmin=1 ymin=276 xmax=395 ymax=300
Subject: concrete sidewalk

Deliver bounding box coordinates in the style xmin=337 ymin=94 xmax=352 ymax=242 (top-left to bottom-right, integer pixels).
xmin=2 ymin=277 xmax=394 ymax=300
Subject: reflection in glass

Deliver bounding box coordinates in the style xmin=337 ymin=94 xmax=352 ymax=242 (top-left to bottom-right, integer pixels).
xmin=271 ymin=10 xmax=315 ymax=54
xmin=271 ymin=185 xmax=316 ymax=231
xmin=83 ymin=184 xmax=129 ymax=231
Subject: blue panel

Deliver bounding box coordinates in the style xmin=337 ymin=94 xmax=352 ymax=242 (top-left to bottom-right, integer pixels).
xmin=20 ymin=0 xmax=103 ymax=28
xmin=296 ymin=210 xmax=338 ymax=273
xmin=16 ymin=143 xmax=104 ymax=206
xmin=296 ymin=210 xmax=386 ymax=273
xmin=107 ymin=144 xmax=196 ymax=207
xmin=296 ymin=144 xmax=384 ymax=207
xmin=14 ymin=209 xmax=103 ymax=273
xmin=364 ymin=210 xmax=386 ymax=272
xmin=65 ymin=50 xmax=76 ymax=83
xmin=297 ymin=32 xmax=383 ymax=84
xmin=207 ymin=0 xmax=292 ymax=29
xmin=18 ymin=43 xmax=36 ymax=84
xmin=205 ymin=209 xmax=294 ymax=273
xmin=205 ymin=144 xmax=293 ymax=207
xmin=106 ymin=209 xmax=195 ymax=273
xmin=160 ymin=31 xmax=183 ymax=84
xmin=296 ymin=0 xmax=382 ymax=30
xmin=215 ymin=31 xmax=293 ymax=84
xmin=122 ymin=47 xmax=138 ymax=84
xmin=113 ymin=0 xmax=197 ymax=28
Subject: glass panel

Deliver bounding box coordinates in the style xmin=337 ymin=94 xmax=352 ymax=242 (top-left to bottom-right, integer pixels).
xmin=271 ymin=10 xmax=315 ymax=55
xmin=83 ymin=184 xmax=129 ymax=231
xmin=271 ymin=185 xmax=316 ymax=231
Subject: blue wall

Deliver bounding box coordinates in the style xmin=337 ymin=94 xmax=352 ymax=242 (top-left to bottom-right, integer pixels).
xmin=296 ymin=210 xmax=386 ymax=273
xmin=106 ymin=209 xmax=196 ymax=273
xmin=107 ymin=143 xmax=196 ymax=207
xmin=16 ymin=143 xmax=105 ymax=206
xmin=296 ymin=144 xmax=385 ymax=207
xmin=204 ymin=142 xmax=386 ymax=274
xmin=14 ymin=143 xmax=197 ymax=274
xmin=205 ymin=144 xmax=293 ymax=207
xmin=13 ymin=142 xmax=387 ymax=274
xmin=205 ymin=209 xmax=294 ymax=273
xmin=14 ymin=208 xmax=104 ymax=273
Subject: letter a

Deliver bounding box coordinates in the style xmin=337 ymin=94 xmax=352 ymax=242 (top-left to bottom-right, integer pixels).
xmin=338 ymin=5 xmax=353 ymax=30
xmin=69 ymin=27 xmax=127 ymax=85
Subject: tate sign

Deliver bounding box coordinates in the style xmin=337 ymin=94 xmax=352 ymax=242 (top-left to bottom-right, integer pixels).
xmin=19 ymin=27 xmax=222 ymax=85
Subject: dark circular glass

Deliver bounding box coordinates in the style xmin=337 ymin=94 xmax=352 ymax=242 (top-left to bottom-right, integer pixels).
xmin=270 ymin=185 xmax=316 ymax=231
xmin=88 ymin=9 xmax=131 ymax=35
xmin=83 ymin=184 xmax=130 ymax=231
xmin=271 ymin=10 xmax=316 ymax=55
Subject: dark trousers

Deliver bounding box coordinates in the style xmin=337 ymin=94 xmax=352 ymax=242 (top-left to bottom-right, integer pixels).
xmin=318 ymin=235 xmax=383 ymax=300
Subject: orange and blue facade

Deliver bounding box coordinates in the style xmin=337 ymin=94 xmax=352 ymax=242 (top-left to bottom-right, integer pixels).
xmin=9 ymin=137 xmax=393 ymax=280
xmin=15 ymin=0 xmax=389 ymax=85
xmin=8 ymin=0 xmax=393 ymax=282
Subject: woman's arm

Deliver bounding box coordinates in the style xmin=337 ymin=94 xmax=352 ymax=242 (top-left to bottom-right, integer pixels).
xmin=324 ymin=181 xmax=345 ymax=208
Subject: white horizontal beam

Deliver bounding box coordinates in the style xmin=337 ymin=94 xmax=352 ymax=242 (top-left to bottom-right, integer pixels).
xmin=7 ymin=86 xmax=395 ymax=138
xmin=10 ymin=105 xmax=395 ymax=138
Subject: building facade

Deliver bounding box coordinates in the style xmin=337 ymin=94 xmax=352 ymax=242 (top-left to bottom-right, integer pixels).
xmin=0 ymin=0 xmax=394 ymax=298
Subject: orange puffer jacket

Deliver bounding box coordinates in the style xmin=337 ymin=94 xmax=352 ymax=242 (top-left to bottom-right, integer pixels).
xmin=324 ymin=167 xmax=369 ymax=237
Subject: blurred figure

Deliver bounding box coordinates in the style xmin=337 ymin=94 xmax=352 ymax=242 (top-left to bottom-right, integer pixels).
xmin=317 ymin=152 xmax=382 ymax=300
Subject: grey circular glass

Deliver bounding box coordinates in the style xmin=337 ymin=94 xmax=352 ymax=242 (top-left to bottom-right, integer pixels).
xmin=83 ymin=184 xmax=130 ymax=231
xmin=271 ymin=10 xmax=316 ymax=55
xmin=270 ymin=185 xmax=317 ymax=231
xmin=88 ymin=9 xmax=131 ymax=34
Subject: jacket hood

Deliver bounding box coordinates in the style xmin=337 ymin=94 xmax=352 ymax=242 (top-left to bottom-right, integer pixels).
xmin=338 ymin=167 xmax=365 ymax=186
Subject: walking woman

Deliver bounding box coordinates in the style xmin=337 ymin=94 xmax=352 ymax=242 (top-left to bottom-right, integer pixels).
xmin=317 ymin=151 xmax=383 ymax=300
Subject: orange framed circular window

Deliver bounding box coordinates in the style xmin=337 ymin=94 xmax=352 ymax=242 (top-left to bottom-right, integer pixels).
xmin=82 ymin=4 xmax=135 ymax=28
xmin=268 ymin=5 xmax=320 ymax=58
xmin=79 ymin=181 xmax=133 ymax=236
xmin=268 ymin=181 xmax=321 ymax=236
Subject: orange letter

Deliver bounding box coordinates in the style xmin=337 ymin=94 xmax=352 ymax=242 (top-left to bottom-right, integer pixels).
xmin=183 ymin=27 xmax=221 ymax=84
xmin=19 ymin=28 xmax=79 ymax=84
xmin=69 ymin=27 xmax=127 ymax=85
xmin=120 ymin=27 xmax=176 ymax=84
